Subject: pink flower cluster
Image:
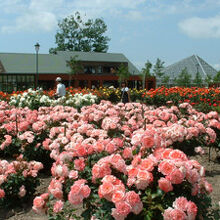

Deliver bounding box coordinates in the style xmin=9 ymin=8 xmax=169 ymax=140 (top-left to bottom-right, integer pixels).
xmin=0 ymin=135 xmax=12 ymax=150
xmin=0 ymin=159 xmax=43 ymax=184
xmin=127 ymin=156 xmax=155 ymax=190
xmin=68 ymin=179 xmax=91 ymax=205
xmin=0 ymin=101 xmax=218 ymax=219
xmin=92 ymin=154 xmax=127 ymax=182
xmin=33 ymin=193 xmax=49 ymax=214
xmin=98 ymin=175 xmax=143 ymax=220
xmin=163 ymin=197 xmax=198 ymax=220
xmin=0 ymin=159 xmax=42 ymax=202
xmin=155 ymin=148 xmax=212 ymax=195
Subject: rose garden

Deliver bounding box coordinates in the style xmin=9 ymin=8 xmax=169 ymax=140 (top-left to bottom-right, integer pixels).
xmin=0 ymin=87 xmax=219 ymax=220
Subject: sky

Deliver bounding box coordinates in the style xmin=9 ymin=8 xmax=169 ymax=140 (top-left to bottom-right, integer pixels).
xmin=1 ymin=0 xmax=220 ymax=70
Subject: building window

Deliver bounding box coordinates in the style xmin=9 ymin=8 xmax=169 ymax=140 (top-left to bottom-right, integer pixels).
xmin=79 ymin=80 xmax=88 ymax=88
xmin=0 ymin=74 xmax=35 ymax=92
xmin=103 ymin=66 xmax=111 ymax=73
xmin=97 ymin=66 xmax=102 ymax=74
xmin=103 ymin=66 xmax=117 ymax=74
xmin=103 ymin=81 xmax=118 ymax=88
xmin=91 ymin=80 xmax=100 ymax=88
xmin=84 ymin=66 xmax=96 ymax=74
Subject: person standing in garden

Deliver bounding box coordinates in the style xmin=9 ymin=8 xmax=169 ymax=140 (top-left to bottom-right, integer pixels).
xmin=121 ymin=81 xmax=131 ymax=104
xmin=55 ymin=77 xmax=66 ymax=98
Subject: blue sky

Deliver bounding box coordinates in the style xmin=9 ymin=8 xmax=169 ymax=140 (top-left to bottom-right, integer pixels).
xmin=1 ymin=0 xmax=220 ymax=70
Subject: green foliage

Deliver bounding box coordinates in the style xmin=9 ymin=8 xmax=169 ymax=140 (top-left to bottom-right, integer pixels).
xmin=0 ymin=173 xmax=40 ymax=208
xmin=153 ymin=58 xmax=165 ymax=78
xmin=205 ymin=74 xmax=213 ymax=85
xmin=141 ymin=60 xmax=152 ymax=79
xmin=193 ymin=70 xmax=203 ymax=87
xmin=141 ymin=60 xmax=152 ymax=88
xmin=0 ymin=130 xmax=21 ymax=158
xmin=213 ymin=71 xmax=220 ymax=84
xmin=49 ymin=12 xmax=110 ymax=53
xmin=116 ymin=64 xmax=130 ymax=83
xmin=175 ymin=68 xmax=192 ymax=87
xmin=66 ymin=55 xmax=83 ymax=87
xmin=161 ymin=75 xmax=170 ymax=85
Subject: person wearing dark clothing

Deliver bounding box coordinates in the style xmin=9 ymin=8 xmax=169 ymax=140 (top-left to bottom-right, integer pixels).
xmin=121 ymin=82 xmax=131 ymax=104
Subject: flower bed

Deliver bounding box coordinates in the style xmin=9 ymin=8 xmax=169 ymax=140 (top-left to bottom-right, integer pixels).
xmin=0 ymin=159 xmax=43 ymax=208
xmin=1 ymin=86 xmax=219 ymax=113
xmin=143 ymin=87 xmax=220 ymax=113
xmin=0 ymin=100 xmax=219 ymax=219
xmin=8 ymin=88 xmax=97 ymax=110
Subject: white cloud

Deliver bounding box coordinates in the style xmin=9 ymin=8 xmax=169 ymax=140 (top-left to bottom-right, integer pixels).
xmin=2 ymin=0 xmax=220 ymax=34
xmin=1 ymin=11 xmax=57 ymax=33
xmin=179 ymin=15 xmax=220 ymax=38
xmin=125 ymin=10 xmax=144 ymax=20
xmin=72 ymin=0 xmax=146 ymax=10
xmin=0 ymin=0 xmax=63 ymax=33
xmin=0 ymin=0 xmax=147 ymax=33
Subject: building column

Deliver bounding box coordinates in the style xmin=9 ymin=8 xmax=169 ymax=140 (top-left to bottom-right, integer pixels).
xmin=88 ymin=80 xmax=91 ymax=89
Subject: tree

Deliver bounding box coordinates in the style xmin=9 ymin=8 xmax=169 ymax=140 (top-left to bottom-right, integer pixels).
xmin=66 ymin=55 xmax=83 ymax=87
xmin=204 ymin=74 xmax=213 ymax=86
xmin=116 ymin=64 xmax=130 ymax=84
xmin=140 ymin=60 xmax=152 ymax=89
xmin=153 ymin=58 xmax=165 ymax=78
xmin=49 ymin=12 xmax=110 ymax=53
xmin=175 ymin=68 xmax=192 ymax=87
xmin=161 ymin=75 xmax=170 ymax=86
xmin=213 ymin=71 xmax=220 ymax=84
xmin=193 ymin=70 xmax=203 ymax=87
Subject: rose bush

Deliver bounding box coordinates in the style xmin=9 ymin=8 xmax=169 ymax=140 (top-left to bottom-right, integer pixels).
xmin=2 ymin=86 xmax=219 ymax=113
xmin=9 ymin=88 xmax=97 ymax=110
xmin=0 ymin=99 xmax=219 ymax=218
xmin=0 ymin=158 xmax=43 ymax=208
xmin=6 ymin=100 xmax=215 ymax=220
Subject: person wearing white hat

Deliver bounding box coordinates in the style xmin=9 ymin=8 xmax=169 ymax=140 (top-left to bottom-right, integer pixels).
xmin=55 ymin=77 xmax=66 ymax=98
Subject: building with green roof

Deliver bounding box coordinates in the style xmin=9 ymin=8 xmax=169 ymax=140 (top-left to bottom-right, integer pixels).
xmin=0 ymin=51 xmax=153 ymax=92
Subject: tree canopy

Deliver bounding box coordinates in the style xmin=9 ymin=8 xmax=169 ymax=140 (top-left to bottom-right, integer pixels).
xmin=193 ymin=70 xmax=203 ymax=87
xmin=66 ymin=55 xmax=83 ymax=87
xmin=213 ymin=71 xmax=220 ymax=84
xmin=153 ymin=58 xmax=165 ymax=78
xmin=116 ymin=64 xmax=130 ymax=84
xmin=174 ymin=68 xmax=192 ymax=87
xmin=49 ymin=12 xmax=110 ymax=54
xmin=141 ymin=60 xmax=152 ymax=78
xmin=141 ymin=60 xmax=152 ymax=88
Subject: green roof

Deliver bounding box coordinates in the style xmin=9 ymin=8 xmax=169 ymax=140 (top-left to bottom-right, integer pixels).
xmin=0 ymin=53 xmax=68 ymax=74
xmin=0 ymin=51 xmax=140 ymax=75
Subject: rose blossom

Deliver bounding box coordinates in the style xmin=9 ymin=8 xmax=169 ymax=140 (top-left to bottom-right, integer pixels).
xmin=0 ymin=188 xmax=5 ymax=198
xmin=18 ymin=185 xmax=26 ymax=197
xmin=158 ymin=177 xmax=173 ymax=193
xmin=53 ymin=200 xmax=64 ymax=213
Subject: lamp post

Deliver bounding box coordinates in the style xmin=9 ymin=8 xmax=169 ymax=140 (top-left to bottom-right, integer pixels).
xmin=34 ymin=42 xmax=40 ymax=89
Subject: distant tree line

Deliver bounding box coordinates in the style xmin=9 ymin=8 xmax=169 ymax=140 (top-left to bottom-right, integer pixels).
xmin=141 ymin=59 xmax=220 ymax=87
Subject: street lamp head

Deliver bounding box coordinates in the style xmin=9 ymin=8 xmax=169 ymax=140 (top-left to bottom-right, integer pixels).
xmin=35 ymin=42 xmax=40 ymax=52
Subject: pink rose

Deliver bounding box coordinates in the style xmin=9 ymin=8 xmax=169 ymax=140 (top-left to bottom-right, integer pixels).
xmin=74 ymin=158 xmax=86 ymax=171
xmin=112 ymin=191 xmax=125 ymax=204
xmin=0 ymin=189 xmax=5 ymax=198
xmin=18 ymin=185 xmax=26 ymax=198
xmin=158 ymin=161 xmax=176 ymax=176
xmin=158 ymin=177 xmax=173 ymax=193
xmin=115 ymin=201 xmax=131 ymax=217
xmin=33 ymin=196 xmax=45 ymax=209
xmin=53 ymin=200 xmax=64 ymax=213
